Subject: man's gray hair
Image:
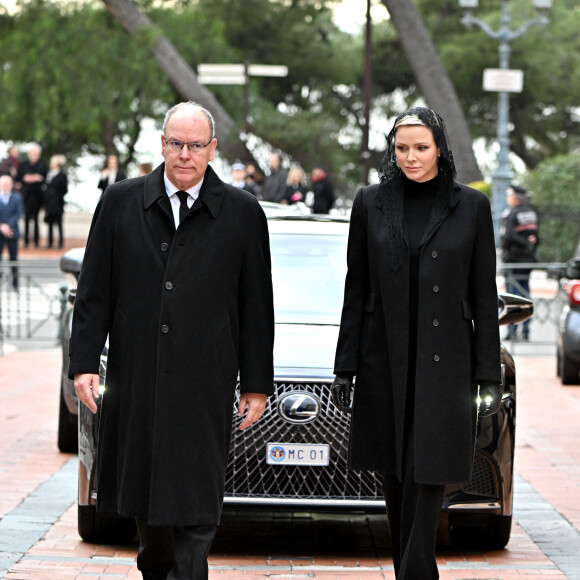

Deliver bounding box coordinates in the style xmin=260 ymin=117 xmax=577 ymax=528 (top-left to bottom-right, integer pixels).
xmin=162 ymin=102 xmax=216 ymax=139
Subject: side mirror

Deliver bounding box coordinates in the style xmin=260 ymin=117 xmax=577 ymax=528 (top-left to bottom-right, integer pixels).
xmin=547 ymin=265 xmax=565 ymax=281
xmin=60 ymin=247 xmax=85 ymax=279
xmin=498 ymin=293 xmax=534 ymax=327
xmin=564 ymin=258 xmax=580 ymax=280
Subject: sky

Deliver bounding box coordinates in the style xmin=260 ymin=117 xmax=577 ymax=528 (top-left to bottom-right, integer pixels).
xmin=0 ymin=0 xmax=389 ymax=32
xmin=332 ymin=0 xmax=389 ymax=34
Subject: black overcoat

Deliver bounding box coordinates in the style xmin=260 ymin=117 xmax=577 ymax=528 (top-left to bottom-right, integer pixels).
xmin=69 ymin=163 xmax=274 ymax=526
xmin=334 ymin=181 xmax=501 ymax=485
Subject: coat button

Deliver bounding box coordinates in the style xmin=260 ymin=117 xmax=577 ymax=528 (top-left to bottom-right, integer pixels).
xmin=433 ymin=319 xmax=439 ymax=327
xmin=433 ymin=284 xmax=439 ymax=293
xmin=165 ymin=281 xmax=174 ymax=290
xmin=161 ymin=324 xmax=169 ymax=333
xmin=161 ymin=242 xmax=169 ymax=252
xmin=431 ymin=250 xmax=438 ymax=258
xmin=433 ymin=354 xmax=440 ymax=362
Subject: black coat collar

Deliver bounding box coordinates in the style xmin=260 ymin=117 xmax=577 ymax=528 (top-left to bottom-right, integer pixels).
xmin=143 ymin=163 xmax=225 ymax=219
xmin=374 ymin=174 xmax=462 ymax=271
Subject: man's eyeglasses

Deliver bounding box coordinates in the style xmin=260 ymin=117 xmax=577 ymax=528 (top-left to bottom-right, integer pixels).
xmin=164 ymin=137 xmax=213 ymax=153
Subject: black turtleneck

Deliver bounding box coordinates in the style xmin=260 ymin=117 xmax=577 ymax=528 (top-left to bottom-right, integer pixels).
xmin=403 ymin=174 xmax=439 ymax=249
xmin=402 ymin=173 xmax=439 ymax=445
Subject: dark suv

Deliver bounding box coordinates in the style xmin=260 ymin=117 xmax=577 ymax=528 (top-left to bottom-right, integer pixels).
xmin=59 ymin=214 xmax=533 ymax=549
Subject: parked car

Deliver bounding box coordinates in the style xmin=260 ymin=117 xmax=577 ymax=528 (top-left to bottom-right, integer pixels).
xmin=59 ymin=213 xmax=533 ymax=549
xmin=549 ymin=258 xmax=580 ymax=385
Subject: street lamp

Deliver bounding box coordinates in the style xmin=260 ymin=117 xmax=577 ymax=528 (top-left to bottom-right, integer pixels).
xmin=459 ymin=0 xmax=551 ymax=245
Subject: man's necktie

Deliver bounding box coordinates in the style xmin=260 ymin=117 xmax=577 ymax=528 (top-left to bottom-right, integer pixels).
xmin=176 ymin=190 xmax=190 ymax=225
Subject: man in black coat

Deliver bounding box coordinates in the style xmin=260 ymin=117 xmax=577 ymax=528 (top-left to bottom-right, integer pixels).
xmin=500 ymin=184 xmax=539 ymax=340
xmin=70 ymin=102 xmax=275 ymax=579
xmin=310 ymin=166 xmax=336 ymax=214
xmin=15 ymin=143 xmax=47 ymax=248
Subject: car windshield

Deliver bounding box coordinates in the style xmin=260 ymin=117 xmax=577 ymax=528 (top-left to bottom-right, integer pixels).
xmin=270 ymin=233 xmax=347 ymax=325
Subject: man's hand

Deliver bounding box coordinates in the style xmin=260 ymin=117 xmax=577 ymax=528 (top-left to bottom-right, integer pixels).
xmin=478 ymin=382 xmax=503 ymax=417
xmin=0 ymin=224 xmax=13 ymax=238
xmin=74 ymin=373 xmax=100 ymax=414
xmin=331 ymin=374 xmax=353 ymax=413
xmin=238 ymin=392 xmax=267 ymax=430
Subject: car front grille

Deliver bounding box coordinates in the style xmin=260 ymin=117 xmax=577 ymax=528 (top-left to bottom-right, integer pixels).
xmin=461 ymin=451 xmax=499 ymax=498
xmin=224 ymin=380 xmax=383 ymax=502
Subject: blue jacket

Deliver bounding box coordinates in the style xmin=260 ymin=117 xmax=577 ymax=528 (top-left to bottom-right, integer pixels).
xmin=0 ymin=192 xmax=23 ymax=238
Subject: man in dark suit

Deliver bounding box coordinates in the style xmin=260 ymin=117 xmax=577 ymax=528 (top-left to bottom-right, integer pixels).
xmin=70 ymin=102 xmax=275 ymax=580
xmin=15 ymin=143 xmax=47 ymax=248
xmin=0 ymin=175 xmax=23 ymax=291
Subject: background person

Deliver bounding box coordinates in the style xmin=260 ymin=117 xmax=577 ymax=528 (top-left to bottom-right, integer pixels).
xmin=70 ymin=101 xmax=274 ymax=580
xmin=229 ymin=161 xmax=247 ymax=188
xmin=310 ymin=165 xmax=335 ymax=214
xmin=0 ymin=175 xmax=23 ymax=291
xmin=261 ymin=152 xmax=287 ymax=203
xmin=500 ymin=184 xmax=539 ymax=340
xmin=331 ymin=107 xmax=502 ymax=580
xmin=15 ymin=143 xmax=47 ymax=248
xmin=42 ymin=154 xmax=68 ymax=249
xmin=282 ymin=165 xmax=308 ymax=205
xmin=244 ymin=162 xmax=263 ymax=198
xmin=97 ymin=154 xmax=127 ymax=197
xmin=0 ymin=144 xmax=20 ymax=178
xmin=138 ymin=162 xmax=153 ymax=176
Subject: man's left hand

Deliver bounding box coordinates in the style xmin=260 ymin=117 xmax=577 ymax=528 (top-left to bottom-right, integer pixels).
xmin=238 ymin=392 xmax=267 ymax=430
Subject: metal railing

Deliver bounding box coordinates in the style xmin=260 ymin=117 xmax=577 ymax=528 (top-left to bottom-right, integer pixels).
xmin=498 ymin=262 xmax=564 ymax=349
xmin=0 ymin=259 xmax=69 ymax=354
xmin=0 ymin=259 xmax=566 ymax=355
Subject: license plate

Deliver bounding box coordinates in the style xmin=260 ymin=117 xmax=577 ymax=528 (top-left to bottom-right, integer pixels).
xmin=266 ymin=443 xmax=330 ymax=466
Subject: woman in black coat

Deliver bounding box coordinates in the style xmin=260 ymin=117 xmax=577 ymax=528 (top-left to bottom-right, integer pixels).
xmin=331 ymin=107 xmax=502 ymax=579
xmin=43 ymin=154 xmax=68 ymax=248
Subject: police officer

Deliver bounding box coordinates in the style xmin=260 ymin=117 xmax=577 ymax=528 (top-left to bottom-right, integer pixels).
xmin=500 ymin=184 xmax=539 ymax=340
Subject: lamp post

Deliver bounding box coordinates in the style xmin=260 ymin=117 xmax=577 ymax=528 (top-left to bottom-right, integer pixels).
xmin=458 ymin=0 xmax=551 ymax=245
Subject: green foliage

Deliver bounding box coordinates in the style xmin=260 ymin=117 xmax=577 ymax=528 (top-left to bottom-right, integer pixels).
xmin=523 ymin=153 xmax=580 ymax=262
xmin=0 ymin=0 xmax=176 ymax=166
xmin=0 ymin=0 xmax=362 ymax=187
xmin=467 ymin=180 xmax=491 ymax=198
xmin=371 ymin=0 xmax=580 ymax=172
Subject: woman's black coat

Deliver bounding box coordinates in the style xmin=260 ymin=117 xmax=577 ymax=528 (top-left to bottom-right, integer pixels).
xmin=334 ymin=181 xmax=501 ymax=484
xmin=69 ymin=163 xmax=274 ymax=526
xmin=43 ymin=171 xmax=68 ymax=221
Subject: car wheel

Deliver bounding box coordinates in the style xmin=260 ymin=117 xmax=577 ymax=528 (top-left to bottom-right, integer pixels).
xmin=559 ymin=350 xmax=580 ymax=385
xmin=78 ymin=503 xmax=137 ymax=544
xmin=57 ymin=379 xmax=78 ymax=453
xmin=450 ymin=515 xmax=512 ymax=550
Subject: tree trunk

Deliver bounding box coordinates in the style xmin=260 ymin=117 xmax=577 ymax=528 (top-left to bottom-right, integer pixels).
xmin=102 ymin=0 xmax=251 ymax=163
xmin=381 ymin=0 xmax=483 ymax=184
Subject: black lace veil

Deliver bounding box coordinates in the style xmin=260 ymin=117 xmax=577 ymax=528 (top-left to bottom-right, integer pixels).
xmin=374 ymin=107 xmax=460 ymax=271
xmin=378 ymin=107 xmax=457 ymax=184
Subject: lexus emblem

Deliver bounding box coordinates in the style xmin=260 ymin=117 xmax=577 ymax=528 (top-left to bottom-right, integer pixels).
xmin=278 ymin=392 xmax=320 ymax=424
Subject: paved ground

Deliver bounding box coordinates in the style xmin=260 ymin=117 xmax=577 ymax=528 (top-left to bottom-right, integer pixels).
xmin=1 ymin=344 xmax=579 ymax=578
xmin=2 ymin=210 xmax=579 ymax=579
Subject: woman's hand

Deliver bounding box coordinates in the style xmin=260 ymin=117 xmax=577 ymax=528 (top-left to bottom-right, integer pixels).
xmin=331 ymin=374 xmax=354 ymax=413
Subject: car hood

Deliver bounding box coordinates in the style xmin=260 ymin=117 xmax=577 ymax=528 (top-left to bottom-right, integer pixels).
xmin=273 ymin=323 xmax=339 ymax=380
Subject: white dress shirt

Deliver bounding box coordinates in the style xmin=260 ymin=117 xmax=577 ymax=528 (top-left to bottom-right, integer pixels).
xmin=163 ymin=174 xmax=204 ymax=229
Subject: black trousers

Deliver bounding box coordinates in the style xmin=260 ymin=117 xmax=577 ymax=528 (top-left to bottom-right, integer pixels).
xmin=0 ymin=236 xmax=19 ymax=290
xmin=382 ymin=429 xmax=445 ymax=580
xmin=135 ymin=518 xmax=217 ymax=580
xmin=46 ymin=217 xmax=63 ymax=248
